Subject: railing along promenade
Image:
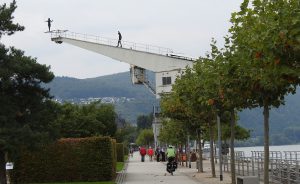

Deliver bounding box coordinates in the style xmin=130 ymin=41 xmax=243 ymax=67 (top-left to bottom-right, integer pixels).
xmin=221 ymin=151 xmax=300 ymax=183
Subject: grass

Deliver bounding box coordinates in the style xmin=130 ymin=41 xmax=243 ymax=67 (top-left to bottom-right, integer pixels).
xmin=31 ymin=182 xmax=115 ymax=184
xmin=116 ymin=155 xmax=128 ymax=172
xmin=116 ymin=162 xmax=124 ymax=172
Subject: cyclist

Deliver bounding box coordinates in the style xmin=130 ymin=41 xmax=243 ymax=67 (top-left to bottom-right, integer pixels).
xmin=166 ymin=145 xmax=177 ymax=175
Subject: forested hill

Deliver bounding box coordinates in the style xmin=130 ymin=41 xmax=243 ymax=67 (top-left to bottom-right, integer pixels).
xmin=46 ymin=72 xmax=158 ymax=123
xmin=46 ymin=72 xmax=300 ymax=145
xmin=47 ymin=72 xmax=153 ymax=99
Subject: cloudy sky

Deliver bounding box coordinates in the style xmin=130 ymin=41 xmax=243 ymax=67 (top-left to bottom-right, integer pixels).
xmin=2 ymin=0 xmax=243 ymax=79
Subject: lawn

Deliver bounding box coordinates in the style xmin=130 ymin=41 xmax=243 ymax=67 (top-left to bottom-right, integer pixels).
xmin=116 ymin=162 xmax=124 ymax=172
xmin=32 ymin=182 xmax=115 ymax=184
xmin=116 ymin=155 xmax=128 ymax=172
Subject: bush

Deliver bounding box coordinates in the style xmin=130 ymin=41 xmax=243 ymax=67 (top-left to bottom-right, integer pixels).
xmin=13 ymin=137 xmax=116 ymax=183
xmin=116 ymin=143 xmax=124 ymax=162
xmin=123 ymin=145 xmax=129 ymax=156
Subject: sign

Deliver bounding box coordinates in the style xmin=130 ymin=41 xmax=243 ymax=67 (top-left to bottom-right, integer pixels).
xmin=6 ymin=162 xmax=13 ymax=170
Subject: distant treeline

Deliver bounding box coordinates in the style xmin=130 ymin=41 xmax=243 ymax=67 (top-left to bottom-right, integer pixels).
xmin=46 ymin=72 xmax=300 ymax=145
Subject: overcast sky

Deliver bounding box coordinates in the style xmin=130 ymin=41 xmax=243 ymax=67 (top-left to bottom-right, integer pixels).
xmin=2 ymin=0 xmax=243 ymax=79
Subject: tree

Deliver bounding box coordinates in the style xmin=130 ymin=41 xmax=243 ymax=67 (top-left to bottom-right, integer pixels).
xmin=158 ymin=119 xmax=187 ymax=146
xmin=0 ymin=1 xmax=56 ymax=183
xmin=56 ymin=102 xmax=117 ymax=138
xmin=229 ymin=1 xmax=300 ymax=183
xmin=115 ymin=122 xmax=137 ymax=144
xmin=136 ymin=129 xmax=154 ymax=146
xmin=0 ymin=0 xmax=24 ymax=39
xmin=136 ymin=113 xmax=153 ymax=131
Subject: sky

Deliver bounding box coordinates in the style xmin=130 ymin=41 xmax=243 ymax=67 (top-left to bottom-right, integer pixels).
xmin=2 ymin=0 xmax=243 ymax=79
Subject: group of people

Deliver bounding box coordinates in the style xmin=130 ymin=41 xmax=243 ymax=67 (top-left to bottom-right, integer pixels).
xmin=138 ymin=145 xmax=176 ymax=163
xmin=139 ymin=146 xmax=154 ymax=162
xmin=45 ymin=18 xmax=123 ymax=48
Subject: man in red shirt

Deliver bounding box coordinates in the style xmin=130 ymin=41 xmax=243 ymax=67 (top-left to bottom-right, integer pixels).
xmin=147 ymin=146 xmax=154 ymax=161
xmin=139 ymin=146 xmax=147 ymax=162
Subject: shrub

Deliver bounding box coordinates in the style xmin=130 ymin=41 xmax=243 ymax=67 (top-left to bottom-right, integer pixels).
xmin=123 ymin=145 xmax=129 ymax=156
xmin=116 ymin=143 xmax=124 ymax=162
xmin=13 ymin=137 xmax=116 ymax=183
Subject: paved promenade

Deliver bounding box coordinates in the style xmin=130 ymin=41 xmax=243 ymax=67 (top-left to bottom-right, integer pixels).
xmin=124 ymin=152 xmax=233 ymax=184
xmin=124 ymin=152 xmax=199 ymax=184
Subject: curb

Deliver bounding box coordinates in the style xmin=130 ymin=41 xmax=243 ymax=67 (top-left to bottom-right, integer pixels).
xmin=115 ymin=158 xmax=129 ymax=184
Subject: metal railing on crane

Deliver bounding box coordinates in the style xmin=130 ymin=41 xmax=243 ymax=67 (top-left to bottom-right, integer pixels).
xmin=50 ymin=30 xmax=196 ymax=61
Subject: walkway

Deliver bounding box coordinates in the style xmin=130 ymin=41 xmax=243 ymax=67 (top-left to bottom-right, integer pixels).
xmin=124 ymin=152 xmax=200 ymax=184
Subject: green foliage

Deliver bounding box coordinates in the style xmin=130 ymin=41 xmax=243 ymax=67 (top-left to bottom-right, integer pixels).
xmin=135 ymin=129 xmax=154 ymax=146
xmin=229 ymin=0 xmax=300 ymax=108
xmin=136 ymin=114 xmax=153 ymax=131
xmin=13 ymin=137 xmax=117 ymax=183
xmin=116 ymin=162 xmax=124 ymax=172
xmin=46 ymin=73 xmax=157 ymax=124
xmin=114 ymin=123 xmax=137 ymax=145
xmin=0 ymin=2 xmax=59 ymax=183
xmin=0 ymin=0 xmax=57 ymax=169
xmin=0 ymin=0 xmax=24 ymax=38
xmin=158 ymin=119 xmax=187 ymax=145
xmin=116 ymin=143 xmax=124 ymax=162
xmin=29 ymin=182 xmax=115 ymax=184
xmin=56 ymin=102 xmax=117 ymax=138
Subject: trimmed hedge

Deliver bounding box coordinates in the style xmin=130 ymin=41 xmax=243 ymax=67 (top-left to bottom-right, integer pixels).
xmin=116 ymin=143 xmax=124 ymax=162
xmin=123 ymin=145 xmax=129 ymax=156
xmin=13 ymin=137 xmax=116 ymax=183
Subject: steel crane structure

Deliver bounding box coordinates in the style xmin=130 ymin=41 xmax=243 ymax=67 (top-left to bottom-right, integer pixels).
xmin=50 ymin=30 xmax=196 ymax=148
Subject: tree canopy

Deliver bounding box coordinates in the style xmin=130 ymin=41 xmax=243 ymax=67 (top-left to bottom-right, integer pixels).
xmin=56 ymin=102 xmax=117 ymax=138
xmin=0 ymin=1 xmax=56 ymax=183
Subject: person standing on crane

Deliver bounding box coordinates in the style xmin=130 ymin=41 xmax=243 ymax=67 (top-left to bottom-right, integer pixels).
xmin=117 ymin=31 xmax=122 ymax=47
xmin=45 ymin=18 xmax=53 ymax=32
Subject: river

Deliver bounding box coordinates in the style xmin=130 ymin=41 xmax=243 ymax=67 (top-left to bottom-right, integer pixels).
xmin=235 ymin=144 xmax=300 ymax=157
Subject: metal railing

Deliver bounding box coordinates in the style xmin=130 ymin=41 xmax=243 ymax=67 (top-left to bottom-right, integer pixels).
xmin=50 ymin=30 xmax=196 ymax=61
xmin=221 ymin=151 xmax=300 ymax=183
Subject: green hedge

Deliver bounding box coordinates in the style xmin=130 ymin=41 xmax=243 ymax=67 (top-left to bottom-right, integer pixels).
xmin=116 ymin=143 xmax=124 ymax=162
xmin=123 ymin=145 xmax=129 ymax=156
xmin=111 ymin=139 xmax=117 ymax=173
xmin=13 ymin=137 xmax=116 ymax=183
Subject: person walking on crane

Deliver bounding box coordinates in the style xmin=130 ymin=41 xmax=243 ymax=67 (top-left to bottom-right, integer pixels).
xmin=117 ymin=31 xmax=122 ymax=47
xmin=45 ymin=18 xmax=53 ymax=32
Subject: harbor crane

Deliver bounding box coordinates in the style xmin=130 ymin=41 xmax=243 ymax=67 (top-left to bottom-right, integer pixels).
xmin=49 ymin=29 xmax=196 ymax=149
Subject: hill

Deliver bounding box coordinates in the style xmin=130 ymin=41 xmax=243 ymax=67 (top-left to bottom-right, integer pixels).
xmin=45 ymin=72 xmax=300 ymax=145
xmin=46 ymin=72 xmax=157 ymax=123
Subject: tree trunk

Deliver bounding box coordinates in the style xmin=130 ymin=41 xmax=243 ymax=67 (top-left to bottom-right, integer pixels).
xmin=209 ymin=121 xmax=216 ymax=177
xmin=197 ymin=130 xmax=203 ymax=172
xmin=214 ymin=141 xmax=218 ymax=164
xmin=185 ymin=141 xmax=188 ymax=167
xmin=230 ymin=109 xmax=236 ymax=184
xmin=263 ymin=104 xmax=270 ymax=184
xmin=0 ymin=151 xmax=7 ymax=184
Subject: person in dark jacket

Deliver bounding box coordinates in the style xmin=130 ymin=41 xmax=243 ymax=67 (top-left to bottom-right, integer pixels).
xmin=45 ymin=18 xmax=53 ymax=32
xmin=117 ymin=31 xmax=122 ymax=47
xmin=156 ymin=147 xmax=160 ymax=162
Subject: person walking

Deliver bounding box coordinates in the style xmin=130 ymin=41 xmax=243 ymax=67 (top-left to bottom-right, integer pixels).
xmin=156 ymin=147 xmax=160 ymax=162
xmin=129 ymin=147 xmax=134 ymax=157
xmin=45 ymin=18 xmax=53 ymax=32
xmin=161 ymin=147 xmax=166 ymax=162
xmin=117 ymin=31 xmax=122 ymax=47
xmin=147 ymin=146 xmax=154 ymax=161
xmin=139 ymin=146 xmax=147 ymax=162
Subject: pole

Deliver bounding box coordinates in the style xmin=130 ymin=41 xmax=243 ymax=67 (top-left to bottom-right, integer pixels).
xmin=217 ymin=114 xmax=223 ymax=181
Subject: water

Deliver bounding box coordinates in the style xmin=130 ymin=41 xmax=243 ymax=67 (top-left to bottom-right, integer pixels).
xmin=235 ymin=144 xmax=300 ymax=157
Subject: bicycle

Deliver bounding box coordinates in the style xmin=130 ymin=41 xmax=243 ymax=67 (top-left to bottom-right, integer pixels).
xmin=166 ymin=157 xmax=177 ymax=175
